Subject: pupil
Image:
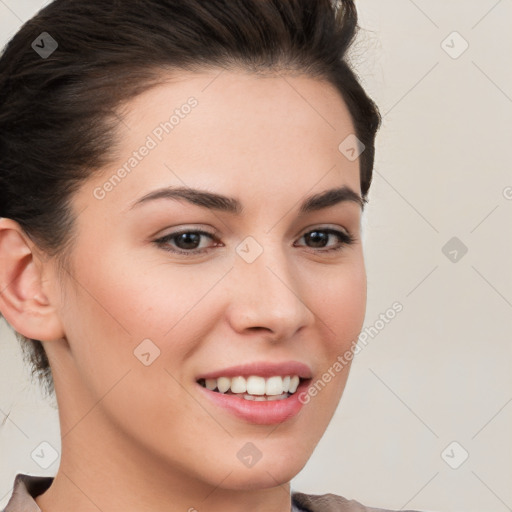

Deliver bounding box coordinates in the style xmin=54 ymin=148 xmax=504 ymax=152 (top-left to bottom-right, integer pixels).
xmin=177 ymin=232 xmax=200 ymax=249
xmin=306 ymin=231 xmax=327 ymax=248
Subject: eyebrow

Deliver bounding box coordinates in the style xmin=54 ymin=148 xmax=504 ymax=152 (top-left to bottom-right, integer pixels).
xmin=129 ymin=184 xmax=365 ymax=214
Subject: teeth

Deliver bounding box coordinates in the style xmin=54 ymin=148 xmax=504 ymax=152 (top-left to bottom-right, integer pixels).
xmin=289 ymin=375 xmax=300 ymax=393
xmin=246 ymin=376 xmax=266 ymax=395
xmin=199 ymin=375 xmax=303 ymax=396
xmin=205 ymin=379 xmax=217 ymax=390
xmin=217 ymin=377 xmax=231 ymax=393
xmin=231 ymin=376 xmax=247 ymax=394
xmin=265 ymin=376 xmax=283 ymax=396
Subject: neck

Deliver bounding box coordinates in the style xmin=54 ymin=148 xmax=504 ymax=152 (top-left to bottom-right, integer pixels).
xmin=35 ymin=405 xmax=293 ymax=512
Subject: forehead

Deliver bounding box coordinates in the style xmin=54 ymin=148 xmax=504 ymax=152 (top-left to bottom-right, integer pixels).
xmin=75 ymin=69 xmax=361 ymax=215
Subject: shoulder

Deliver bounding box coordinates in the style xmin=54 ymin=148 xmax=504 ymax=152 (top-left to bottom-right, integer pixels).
xmin=291 ymin=490 xmax=424 ymax=512
xmin=2 ymin=473 xmax=54 ymax=512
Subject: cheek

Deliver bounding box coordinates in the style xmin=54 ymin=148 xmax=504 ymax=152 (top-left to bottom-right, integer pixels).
xmin=296 ymin=264 xmax=365 ymax=439
xmin=59 ymin=248 xmax=224 ymax=385
xmin=287 ymin=257 xmax=365 ymax=419
xmin=313 ymin=258 xmax=367 ymax=352
xmin=56 ymin=252 xmax=157 ymax=393
xmin=66 ymin=249 xmax=204 ymax=337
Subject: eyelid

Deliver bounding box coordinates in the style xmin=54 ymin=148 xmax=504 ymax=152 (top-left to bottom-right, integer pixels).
xmin=151 ymin=224 xmax=218 ymax=240
xmin=295 ymin=226 xmax=357 ymax=247
xmin=298 ymin=223 xmax=352 ymax=237
xmin=154 ymin=223 xmax=353 ymax=242
xmin=153 ymin=223 xmax=357 ymax=257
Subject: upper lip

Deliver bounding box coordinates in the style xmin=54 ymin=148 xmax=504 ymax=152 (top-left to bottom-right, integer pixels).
xmin=196 ymin=361 xmax=313 ymax=380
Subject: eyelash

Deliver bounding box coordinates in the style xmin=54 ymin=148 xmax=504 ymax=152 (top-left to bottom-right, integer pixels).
xmin=153 ymin=227 xmax=356 ymax=256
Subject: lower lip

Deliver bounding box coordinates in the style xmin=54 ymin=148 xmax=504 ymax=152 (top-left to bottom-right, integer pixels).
xmin=196 ymin=379 xmax=310 ymax=425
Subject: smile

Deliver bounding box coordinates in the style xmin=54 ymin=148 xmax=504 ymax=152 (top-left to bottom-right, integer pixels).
xmin=196 ymin=375 xmax=312 ymax=425
xmin=197 ymin=375 xmax=303 ymax=401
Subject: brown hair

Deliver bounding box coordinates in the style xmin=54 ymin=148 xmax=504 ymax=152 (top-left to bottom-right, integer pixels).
xmin=0 ymin=0 xmax=381 ymax=398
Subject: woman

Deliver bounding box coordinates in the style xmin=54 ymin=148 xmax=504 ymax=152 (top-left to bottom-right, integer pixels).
xmin=0 ymin=1 xmax=420 ymax=511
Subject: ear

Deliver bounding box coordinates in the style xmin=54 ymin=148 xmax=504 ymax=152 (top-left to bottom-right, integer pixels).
xmin=0 ymin=217 xmax=65 ymax=342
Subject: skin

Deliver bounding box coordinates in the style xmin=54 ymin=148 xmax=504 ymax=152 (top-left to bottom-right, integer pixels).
xmin=0 ymin=69 xmax=367 ymax=512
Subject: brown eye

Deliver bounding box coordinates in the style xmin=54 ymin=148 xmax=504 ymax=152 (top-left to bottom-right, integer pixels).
xmin=296 ymin=228 xmax=356 ymax=252
xmin=154 ymin=229 xmax=219 ymax=255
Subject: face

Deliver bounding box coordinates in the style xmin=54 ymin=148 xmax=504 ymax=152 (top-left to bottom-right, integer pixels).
xmin=43 ymin=69 xmax=367 ymax=491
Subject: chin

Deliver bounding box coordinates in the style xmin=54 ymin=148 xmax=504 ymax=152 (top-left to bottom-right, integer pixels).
xmin=221 ymin=464 xmax=301 ymax=491
xmin=214 ymin=448 xmax=310 ymax=491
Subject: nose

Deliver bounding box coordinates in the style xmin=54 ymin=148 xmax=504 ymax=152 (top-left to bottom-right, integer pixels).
xmin=226 ymin=239 xmax=315 ymax=342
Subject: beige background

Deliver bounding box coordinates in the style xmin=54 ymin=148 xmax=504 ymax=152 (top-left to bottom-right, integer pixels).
xmin=1 ymin=1 xmax=511 ymax=511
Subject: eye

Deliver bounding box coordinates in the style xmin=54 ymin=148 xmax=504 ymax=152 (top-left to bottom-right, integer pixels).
xmin=154 ymin=229 xmax=220 ymax=255
xmin=153 ymin=226 xmax=356 ymax=257
xmin=295 ymin=228 xmax=356 ymax=253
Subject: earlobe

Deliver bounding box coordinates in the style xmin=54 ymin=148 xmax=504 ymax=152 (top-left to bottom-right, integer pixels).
xmin=0 ymin=218 xmax=65 ymax=342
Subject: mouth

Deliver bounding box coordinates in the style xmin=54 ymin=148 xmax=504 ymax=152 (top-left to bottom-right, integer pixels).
xmin=194 ymin=361 xmax=313 ymax=424
xmin=196 ymin=374 xmax=308 ymax=401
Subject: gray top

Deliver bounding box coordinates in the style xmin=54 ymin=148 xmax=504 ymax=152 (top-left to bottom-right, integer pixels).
xmin=2 ymin=473 xmax=424 ymax=512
